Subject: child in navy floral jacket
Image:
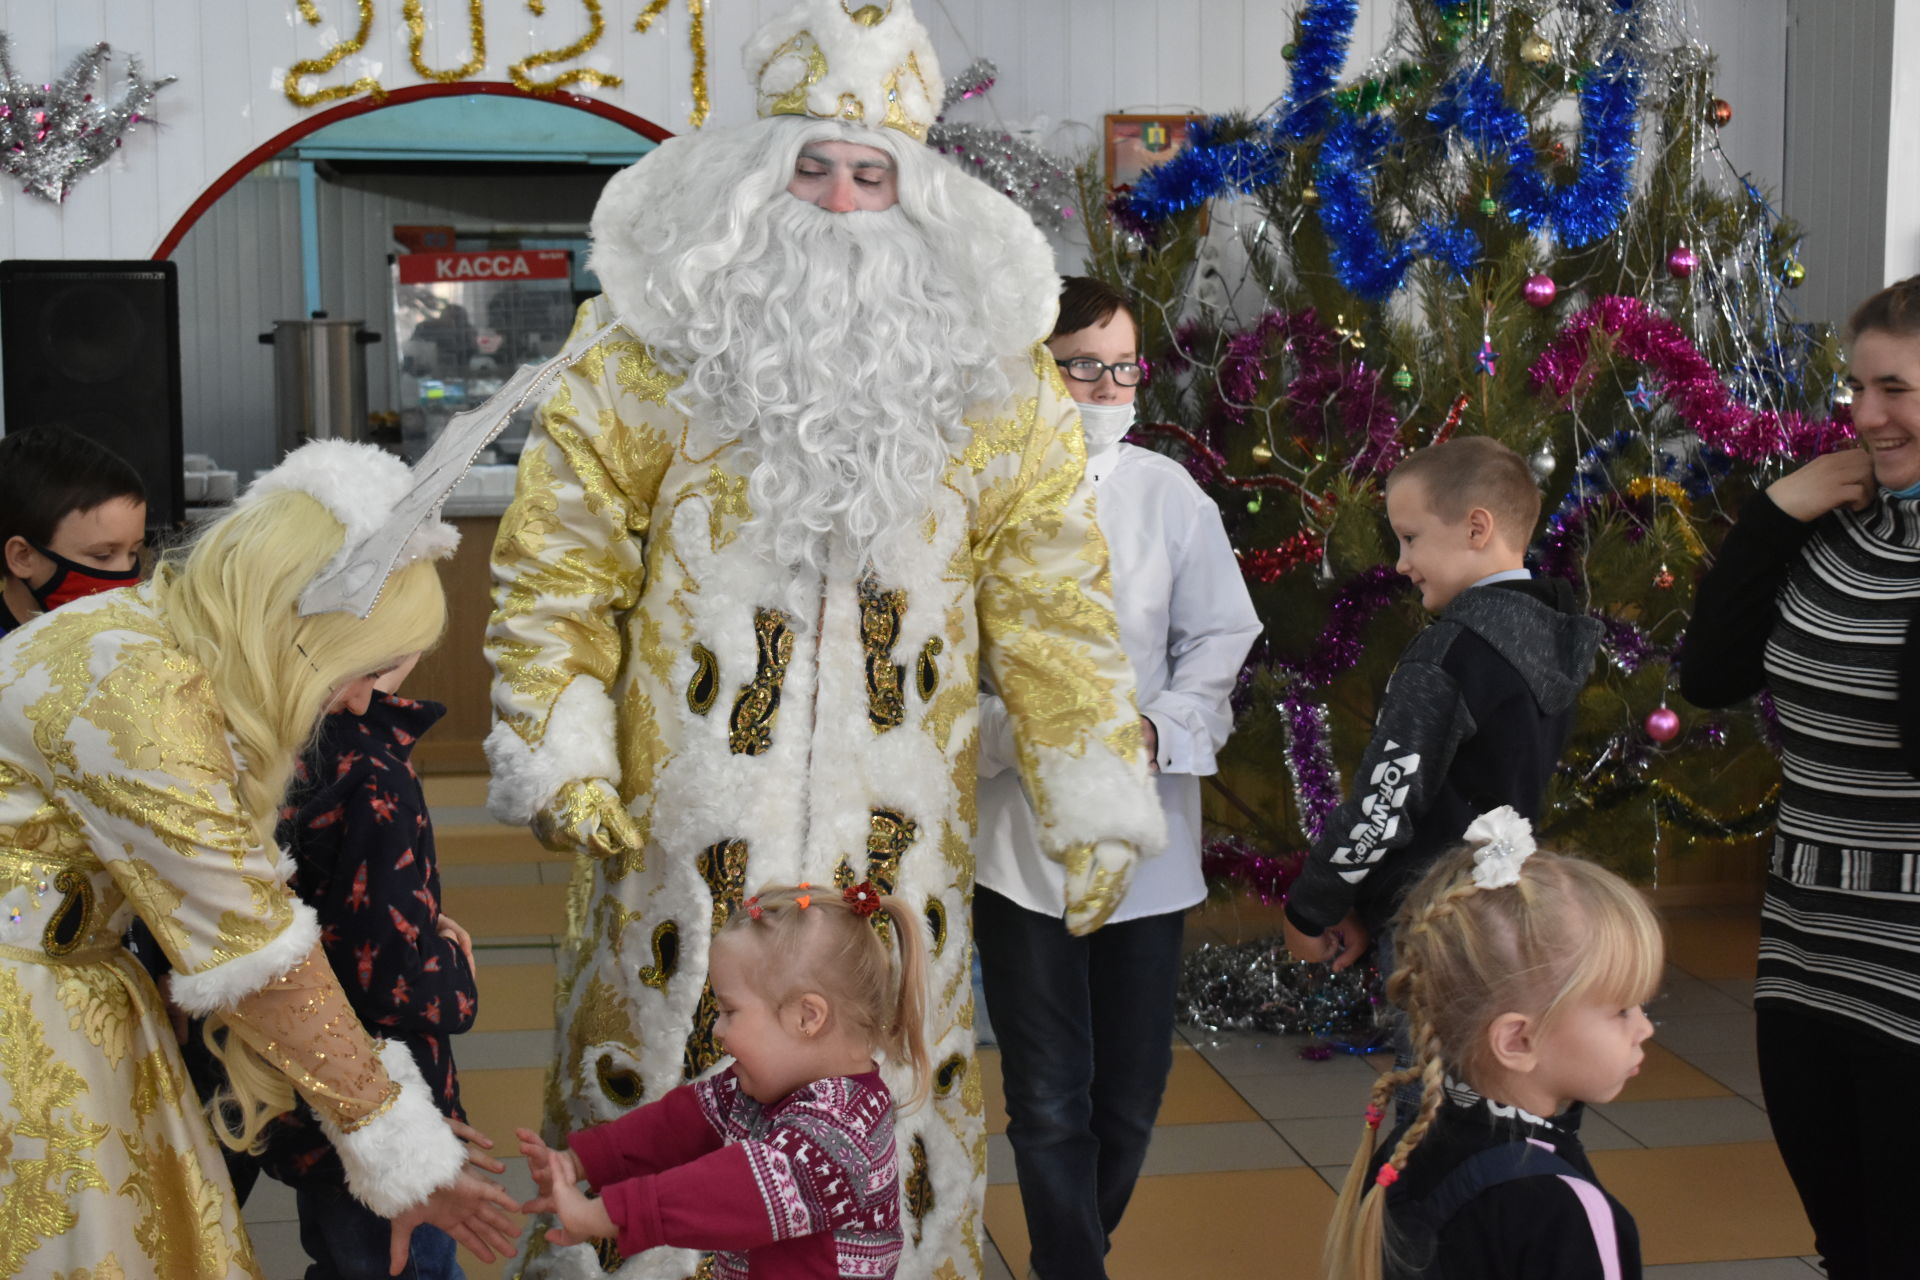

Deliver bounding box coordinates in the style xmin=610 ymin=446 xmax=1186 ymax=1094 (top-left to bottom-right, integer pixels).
xmin=265 ymin=654 xmax=490 ymax=1279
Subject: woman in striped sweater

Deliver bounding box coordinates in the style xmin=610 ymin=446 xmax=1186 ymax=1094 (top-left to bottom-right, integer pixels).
xmin=1681 ymin=276 xmax=1920 ymax=1280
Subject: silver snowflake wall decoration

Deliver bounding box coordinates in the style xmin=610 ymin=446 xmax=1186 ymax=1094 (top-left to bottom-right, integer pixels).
xmin=0 ymin=35 xmax=174 ymax=203
xmin=928 ymin=59 xmax=1080 ymax=233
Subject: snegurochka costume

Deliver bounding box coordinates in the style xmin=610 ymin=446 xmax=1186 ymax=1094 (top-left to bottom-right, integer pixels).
xmin=0 ymin=445 xmax=471 ymax=1278
xmin=482 ymin=3 xmax=1164 ymax=1276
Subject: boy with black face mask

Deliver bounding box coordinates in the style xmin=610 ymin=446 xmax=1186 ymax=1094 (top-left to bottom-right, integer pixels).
xmin=0 ymin=425 xmax=147 ymax=638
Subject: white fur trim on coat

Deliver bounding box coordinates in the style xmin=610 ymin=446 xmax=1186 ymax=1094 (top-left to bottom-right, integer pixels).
xmin=324 ymin=1038 xmax=468 ymax=1218
xmin=1030 ymin=740 xmax=1169 ymax=860
xmin=484 ymin=677 xmax=621 ymax=824
xmin=167 ymin=899 xmax=322 ymax=1018
xmin=240 ymin=439 xmax=461 ymax=567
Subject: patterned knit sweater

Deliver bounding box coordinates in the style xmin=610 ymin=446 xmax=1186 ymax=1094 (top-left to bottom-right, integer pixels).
xmin=1682 ymin=490 xmax=1920 ymax=1051
xmin=567 ymin=1066 xmax=900 ymax=1279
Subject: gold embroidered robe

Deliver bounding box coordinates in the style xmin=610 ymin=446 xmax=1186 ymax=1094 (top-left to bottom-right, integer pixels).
xmin=0 ymin=583 xmax=464 ymax=1279
xmin=485 ymin=297 xmax=1165 ymax=1279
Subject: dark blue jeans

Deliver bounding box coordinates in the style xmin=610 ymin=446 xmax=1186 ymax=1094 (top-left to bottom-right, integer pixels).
xmin=296 ymin=1181 xmax=462 ymax=1280
xmin=973 ymin=887 xmax=1185 ymax=1280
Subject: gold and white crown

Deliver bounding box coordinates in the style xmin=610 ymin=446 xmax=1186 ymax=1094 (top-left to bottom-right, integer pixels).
xmin=744 ymin=0 xmax=944 ymax=142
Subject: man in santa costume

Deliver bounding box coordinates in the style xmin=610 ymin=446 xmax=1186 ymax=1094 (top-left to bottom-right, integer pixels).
xmin=485 ymin=2 xmax=1164 ymax=1274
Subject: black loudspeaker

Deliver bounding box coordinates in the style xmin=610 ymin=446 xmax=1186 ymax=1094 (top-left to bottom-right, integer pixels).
xmin=1 ymin=259 xmax=185 ymax=529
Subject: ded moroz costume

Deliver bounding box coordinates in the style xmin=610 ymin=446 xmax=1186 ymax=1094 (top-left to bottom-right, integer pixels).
xmin=482 ymin=1 xmax=1166 ymax=1275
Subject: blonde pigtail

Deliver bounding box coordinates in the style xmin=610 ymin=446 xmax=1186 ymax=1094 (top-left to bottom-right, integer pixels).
xmin=878 ymin=894 xmax=932 ymax=1113
xmin=1325 ymin=1064 xmax=1414 ymax=1280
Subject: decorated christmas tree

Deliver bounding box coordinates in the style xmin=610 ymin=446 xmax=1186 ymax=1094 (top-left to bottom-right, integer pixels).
xmin=1082 ymin=0 xmax=1848 ymax=927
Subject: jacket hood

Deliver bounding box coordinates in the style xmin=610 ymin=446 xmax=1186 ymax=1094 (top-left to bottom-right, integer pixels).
xmin=1440 ymin=577 xmax=1600 ymax=716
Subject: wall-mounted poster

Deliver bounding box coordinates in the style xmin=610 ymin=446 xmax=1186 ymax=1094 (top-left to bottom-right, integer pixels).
xmin=1104 ymin=113 xmax=1208 ymax=190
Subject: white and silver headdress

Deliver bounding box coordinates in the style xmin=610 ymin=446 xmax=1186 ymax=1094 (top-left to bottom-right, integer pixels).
xmin=1462 ymin=805 xmax=1537 ymax=890
xmin=251 ymin=320 xmax=618 ymax=618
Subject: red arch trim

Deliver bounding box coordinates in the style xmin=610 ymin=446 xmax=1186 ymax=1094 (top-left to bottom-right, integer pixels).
xmin=152 ymin=81 xmax=672 ymax=260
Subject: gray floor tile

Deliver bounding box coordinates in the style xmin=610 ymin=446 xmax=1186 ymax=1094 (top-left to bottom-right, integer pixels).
xmin=1592 ymin=1095 xmax=1774 ymax=1147
xmin=1182 ymin=1028 xmax=1385 ymax=1081
xmin=456 ymin=1027 xmax=560 ymax=1070
xmin=1684 ymin=1049 xmax=1765 ymax=1097
xmin=431 ymin=804 xmax=497 ymax=826
xmin=439 ymin=862 xmax=545 ymax=888
xmin=1645 ymin=1261 xmax=1824 ymax=1277
xmin=244 ymin=1173 xmax=299 ymax=1224
xmin=1139 ymin=1121 xmax=1303 ymax=1175
xmin=242 ymin=1218 xmax=308 ymax=1280
xmin=1646 ymin=1011 xmax=1756 ymax=1059
xmin=1649 ymin=968 xmax=1751 ymax=1018
xmin=473 ymin=942 xmax=558 ymax=966
xmin=987 ymin=1121 xmax=1301 ymax=1186
xmin=1802 ymin=1258 xmax=1826 ymax=1273
xmin=1573 ymin=1107 xmax=1642 ymax=1151
xmin=1271 ymin=1114 xmax=1374 ymax=1167
xmin=1315 ymin=1162 xmax=1351 ymax=1192
xmin=1231 ymin=1068 xmax=1378 ymax=1120
xmin=1710 ymin=977 xmax=1757 ymax=1008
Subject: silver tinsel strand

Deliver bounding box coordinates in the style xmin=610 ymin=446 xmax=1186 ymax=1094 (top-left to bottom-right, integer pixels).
xmin=1179 ymin=937 xmax=1385 ymax=1045
xmin=927 ymin=57 xmax=1079 ymax=233
xmin=0 ymin=35 xmax=173 ymax=203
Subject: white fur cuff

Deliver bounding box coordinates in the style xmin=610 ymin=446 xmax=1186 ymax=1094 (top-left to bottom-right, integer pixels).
xmin=1032 ymin=743 xmax=1169 ymax=860
xmin=168 ymin=900 xmax=322 ymax=1017
xmin=324 ymin=1039 xmax=468 ymax=1218
xmin=485 ymin=678 xmax=621 ymax=824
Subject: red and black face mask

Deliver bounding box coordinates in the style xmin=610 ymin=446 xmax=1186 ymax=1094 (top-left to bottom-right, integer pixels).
xmin=27 ymin=543 xmax=140 ymax=611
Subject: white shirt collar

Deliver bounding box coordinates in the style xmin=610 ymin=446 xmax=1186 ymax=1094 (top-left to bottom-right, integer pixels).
xmin=1470 ymin=568 xmax=1532 ymax=588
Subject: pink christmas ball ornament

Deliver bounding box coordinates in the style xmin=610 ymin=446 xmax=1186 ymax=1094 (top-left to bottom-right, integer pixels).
xmin=1645 ymin=707 xmax=1682 ymax=743
xmin=1667 ymin=245 xmax=1698 ymax=279
xmin=1522 ymin=274 xmax=1558 ymax=307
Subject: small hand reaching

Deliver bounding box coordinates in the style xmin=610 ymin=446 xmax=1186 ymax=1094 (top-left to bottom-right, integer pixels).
xmin=515 ymin=1126 xmax=581 ymax=1208
xmin=437 ymin=914 xmax=476 ymax=972
xmin=539 ymin=1148 xmax=615 ymax=1249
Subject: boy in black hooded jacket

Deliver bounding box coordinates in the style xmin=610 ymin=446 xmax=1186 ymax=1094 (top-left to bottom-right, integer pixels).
xmin=1283 ymin=438 xmax=1602 ymax=969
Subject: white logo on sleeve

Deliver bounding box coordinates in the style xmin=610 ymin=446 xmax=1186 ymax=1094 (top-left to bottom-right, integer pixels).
xmin=1331 ymin=741 xmax=1421 ymax=880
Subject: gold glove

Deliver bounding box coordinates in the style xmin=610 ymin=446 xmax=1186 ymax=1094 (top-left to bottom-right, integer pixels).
xmin=532 ymin=777 xmax=644 ymax=863
xmin=1062 ymin=838 xmax=1137 ymax=936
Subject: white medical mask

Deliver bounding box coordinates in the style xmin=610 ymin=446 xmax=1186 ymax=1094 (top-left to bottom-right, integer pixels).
xmin=1075 ymin=401 xmax=1136 ymax=454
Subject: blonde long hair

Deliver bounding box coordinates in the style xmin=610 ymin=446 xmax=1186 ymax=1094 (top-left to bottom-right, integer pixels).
xmin=714 ymin=882 xmax=933 ymax=1111
xmin=1323 ymin=845 xmax=1664 ymax=1280
xmin=159 ymin=489 xmax=447 ymax=1148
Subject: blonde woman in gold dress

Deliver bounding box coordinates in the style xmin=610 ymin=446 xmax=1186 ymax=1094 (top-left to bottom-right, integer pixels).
xmin=0 ymin=441 xmax=519 ymax=1279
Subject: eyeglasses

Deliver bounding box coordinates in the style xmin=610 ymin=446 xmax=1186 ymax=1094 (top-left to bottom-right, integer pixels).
xmin=1056 ymin=357 xmax=1145 ymax=388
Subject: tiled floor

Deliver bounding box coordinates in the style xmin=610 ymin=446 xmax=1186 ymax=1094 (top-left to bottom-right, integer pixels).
xmin=239 ymin=781 xmax=1826 ymax=1278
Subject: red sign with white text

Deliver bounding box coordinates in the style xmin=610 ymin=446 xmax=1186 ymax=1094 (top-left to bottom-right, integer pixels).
xmin=395 ymin=249 xmax=572 ymax=285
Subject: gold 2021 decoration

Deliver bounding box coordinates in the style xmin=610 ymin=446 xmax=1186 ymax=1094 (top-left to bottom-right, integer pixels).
xmin=285 ymin=0 xmax=711 ymax=125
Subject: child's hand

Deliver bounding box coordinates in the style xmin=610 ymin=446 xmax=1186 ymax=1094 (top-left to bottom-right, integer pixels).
xmin=437 ymin=913 xmax=476 ymax=971
xmin=542 ymin=1148 xmax=616 ymax=1248
xmin=516 ymin=1128 xmax=582 ymax=1213
xmin=1283 ymin=910 xmax=1370 ymax=971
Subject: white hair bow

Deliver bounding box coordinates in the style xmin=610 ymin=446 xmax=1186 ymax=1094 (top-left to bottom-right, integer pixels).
xmin=1462 ymin=805 xmax=1537 ymax=890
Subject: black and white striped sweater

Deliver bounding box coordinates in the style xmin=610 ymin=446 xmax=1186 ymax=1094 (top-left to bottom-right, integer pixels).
xmin=1683 ymin=490 xmax=1920 ymax=1051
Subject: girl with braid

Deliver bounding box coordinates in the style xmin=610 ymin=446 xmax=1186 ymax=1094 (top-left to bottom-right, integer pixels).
xmin=1324 ymin=807 xmax=1662 ymax=1280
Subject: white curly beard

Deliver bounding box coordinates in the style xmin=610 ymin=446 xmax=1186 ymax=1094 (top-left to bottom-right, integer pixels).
xmin=659 ymin=194 xmax=1009 ymax=614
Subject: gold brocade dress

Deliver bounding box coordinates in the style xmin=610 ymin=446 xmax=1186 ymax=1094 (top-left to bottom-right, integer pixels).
xmin=0 ymin=582 xmax=466 ymax=1279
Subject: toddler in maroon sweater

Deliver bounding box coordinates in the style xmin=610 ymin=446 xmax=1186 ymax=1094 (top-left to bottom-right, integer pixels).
xmin=518 ymin=882 xmax=931 ymax=1279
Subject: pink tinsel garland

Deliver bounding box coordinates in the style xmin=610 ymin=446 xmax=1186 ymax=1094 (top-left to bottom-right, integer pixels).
xmin=1530 ymin=295 xmax=1854 ymax=462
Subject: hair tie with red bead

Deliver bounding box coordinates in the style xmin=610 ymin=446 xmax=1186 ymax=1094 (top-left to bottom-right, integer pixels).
xmin=744 ymin=895 xmax=763 ymax=921
xmin=1365 ymin=1104 xmax=1385 ymax=1130
xmin=1374 ymin=1164 xmax=1400 ymax=1189
xmin=844 ymin=881 xmax=882 ymax=918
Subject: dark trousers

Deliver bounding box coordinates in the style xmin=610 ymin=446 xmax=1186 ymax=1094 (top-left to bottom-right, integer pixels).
xmin=1756 ymin=1004 xmax=1920 ymax=1279
xmin=973 ymin=887 xmax=1185 ymax=1280
xmin=296 ymin=1181 xmax=462 ymax=1280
